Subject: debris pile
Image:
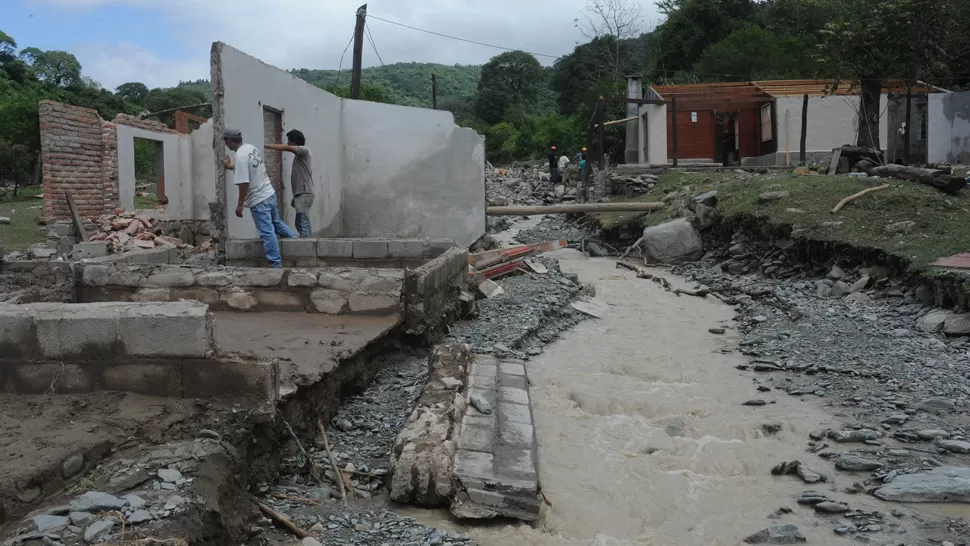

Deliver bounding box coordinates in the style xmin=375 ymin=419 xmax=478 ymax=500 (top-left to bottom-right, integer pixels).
xmin=84 ymin=212 xmax=202 ymax=253
xmin=485 ymin=162 xmax=581 ymax=207
xmin=609 ymin=172 xmax=659 ymax=197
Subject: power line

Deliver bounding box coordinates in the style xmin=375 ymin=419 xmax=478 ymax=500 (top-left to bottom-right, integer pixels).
xmin=368 ymin=14 xmax=561 ymax=60
xmin=333 ymin=31 xmax=356 ymax=87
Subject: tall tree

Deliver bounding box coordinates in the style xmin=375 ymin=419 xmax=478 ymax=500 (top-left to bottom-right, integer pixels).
xmin=475 ymin=51 xmax=543 ymax=125
xmin=19 ymin=47 xmax=82 ymax=87
xmin=116 ymin=82 xmax=150 ymax=105
xmin=650 ymin=0 xmax=755 ymax=80
xmin=693 ymin=24 xmax=816 ymax=81
xmin=576 ymin=0 xmax=647 ymax=84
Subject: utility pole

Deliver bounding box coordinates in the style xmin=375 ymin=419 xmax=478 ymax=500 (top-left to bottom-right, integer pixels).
xmin=350 ymin=4 xmax=367 ymax=100
xmin=431 ymin=74 xmax=438 ymax=109
xmin=903 ymin=84 xmax=912 ymax=165
xmin=800 ymin=94 xmax=808 ymax=165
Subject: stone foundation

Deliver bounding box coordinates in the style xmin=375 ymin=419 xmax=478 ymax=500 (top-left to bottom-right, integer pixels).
xmin=225 ymin=237 xmax=457 ymax=268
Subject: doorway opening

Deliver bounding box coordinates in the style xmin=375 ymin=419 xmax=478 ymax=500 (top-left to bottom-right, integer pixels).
xmin=132 ymin=137 xmax=166 ymax=209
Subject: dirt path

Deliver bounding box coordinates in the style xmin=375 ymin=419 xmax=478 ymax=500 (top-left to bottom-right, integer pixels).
xmin=406 ymin=250 xmax=958 ymax=545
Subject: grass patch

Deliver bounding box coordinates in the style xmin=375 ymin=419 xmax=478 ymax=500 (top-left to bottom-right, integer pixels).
xmin=0 ymin=186 xmax=47 ymax=251
xmin=591 ymin=170 xmax=970 ymax=271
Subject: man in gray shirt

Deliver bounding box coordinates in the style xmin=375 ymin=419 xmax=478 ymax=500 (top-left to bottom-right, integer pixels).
xmin=266 ymin=129 xmax=315 ymax=237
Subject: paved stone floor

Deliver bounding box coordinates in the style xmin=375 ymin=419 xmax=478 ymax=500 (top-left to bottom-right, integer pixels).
xmin=452 ymin=355 xmax=540 ymax=520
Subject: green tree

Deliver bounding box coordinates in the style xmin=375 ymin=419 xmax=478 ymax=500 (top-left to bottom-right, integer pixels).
xmin=475 ymin=51 xmax=543 ymax=125
xmin=693 ymin=24 xmax=816 ymax=81
xmin=116 ymin=82 xmax=150 ymax=105
xmin=19 ymin=47 xmax=83 ymax=87
xmin=321 ymin=83 xmax=398 ymax=104
xmin=650 ymin=0 xmax=755 ymax=80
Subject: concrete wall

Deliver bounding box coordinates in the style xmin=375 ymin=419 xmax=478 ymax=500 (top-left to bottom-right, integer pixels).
xmin=928 ymin=91 xmax=970 ymax=164
xmin=116 ymin=125 xmax=185 ymax=213
xmin=775 ymin=94 xmax=889 ymax=154
xmin=214 ymin=43 xmax=344 ymax=240
xmin=213 ymin=42 xmax=485 ymax=247
xmin=189 ymin=120 xmax=216 ymax=220
xmin=340 ymin=100 xmax=486 ymax=247
xmin=638 ymin=102 xmax=668 ymax=165
xmin=625 ymin=77 xmax=642 ymax=164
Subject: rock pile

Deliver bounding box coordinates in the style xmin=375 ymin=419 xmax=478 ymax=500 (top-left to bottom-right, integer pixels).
xmin=85 ymin=212 xmax=210 ymax=253
xmin=609 ymin=172 xmax=659 ymax=197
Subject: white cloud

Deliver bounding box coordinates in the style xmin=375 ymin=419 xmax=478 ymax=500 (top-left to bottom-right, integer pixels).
xmin=35 ymin=0 xmax=659 ymax=88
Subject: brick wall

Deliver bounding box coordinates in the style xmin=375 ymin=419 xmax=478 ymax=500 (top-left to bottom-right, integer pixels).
xmin=40 ymin=100 xmax=180 ymax=220
xmin=40 ymin=100 xmax=107 ymax=218
xmin=174 ymin=111 xmax=208 ymax=135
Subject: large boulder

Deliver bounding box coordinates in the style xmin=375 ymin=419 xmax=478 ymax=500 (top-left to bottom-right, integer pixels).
xmin=873 ymin=465 xmax=970 ymax=502
xmin=641 ymin=218 xmax=703 ymax=265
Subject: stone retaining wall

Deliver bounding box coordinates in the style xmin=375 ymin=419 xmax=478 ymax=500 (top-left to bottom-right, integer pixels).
xmin=78 ymin=264 xmax=405 ymax=315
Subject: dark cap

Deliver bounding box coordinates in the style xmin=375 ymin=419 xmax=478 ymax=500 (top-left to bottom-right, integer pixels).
xmin=223 ymin=129 xmax=242 ymax=140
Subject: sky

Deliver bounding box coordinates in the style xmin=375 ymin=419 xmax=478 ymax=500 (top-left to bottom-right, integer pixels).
xmin=3 ymin=0 xmax=660 ymax=91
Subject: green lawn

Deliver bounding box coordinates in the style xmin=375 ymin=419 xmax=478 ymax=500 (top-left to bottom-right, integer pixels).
xmin=591 ymin=170 xmax=970 ymax=271
xmin=0 ymin=186 xmax=47 ymax=252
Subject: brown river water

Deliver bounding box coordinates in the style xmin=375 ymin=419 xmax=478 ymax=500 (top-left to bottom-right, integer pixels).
xmin=397 ymin=250 xmax=962 ymax=545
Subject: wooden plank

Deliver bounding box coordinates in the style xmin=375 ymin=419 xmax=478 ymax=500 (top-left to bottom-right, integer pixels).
xmin=469 ymin=240 xmax=567 ymax=267
xmin=594 ymin=115 xmax=639 ymax=128
xmin=827 ymin=148 xmax=843 ymax=175
xmin=64 ymin=190 xmax=88 ymax=242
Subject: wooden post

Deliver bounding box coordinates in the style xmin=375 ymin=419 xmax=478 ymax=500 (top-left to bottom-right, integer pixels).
xmin=670 ymin=96 xmax=679 ymax=167
xmin=350 ymin=4 xmax=367 ymax=100
xmin=903 ymin=85 xmax=912 ymax=165
xmin=431 ymin=73 xmax=438 ymax=109
xmin=799 ymin=94 xmax=808 ymax=165
xmin=597 ymin=97 xmax=606 ymax=170
xmin=785 ymin=109 xmax=791 ymax=167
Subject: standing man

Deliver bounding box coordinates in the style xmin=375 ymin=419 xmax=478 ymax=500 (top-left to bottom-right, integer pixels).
xmin=548 ymin=146 xmax=560 ymax=183
xmin=265 ymin=129 xmax=315 ymax=238
xmin=557 ymin=152 xmax=570 ymax=184
xmin=578 ymin=147 xmax=588 ymax=180
xmin=222 ymin=129 xmax=298 ymax=268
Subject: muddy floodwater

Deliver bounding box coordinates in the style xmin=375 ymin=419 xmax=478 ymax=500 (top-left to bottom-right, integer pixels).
xmin=399 ymin=250 xmax=952 ymax=545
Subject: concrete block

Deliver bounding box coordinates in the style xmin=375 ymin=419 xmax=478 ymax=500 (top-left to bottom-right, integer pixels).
xmin=498 ymin=402 xmax=532 ymax=425
xmin=377 ymin=268 xmax=406 ymax=279
xmin=182 ymin=356 xmax=279 ymax=406
xmin=501 ymin=447 xmax=537 ymax=477
xmin=124 ymin=246 xmax=177 ymax=265
xmin=454 ymin=450 xmax=495 ymax=481
xmin=170 ymin=288 xmax=222 ymax=306
xmin=32 ymin=304 xmax=121 ymax=360
xmin=458 ymin=423 xmax=495 ymax=453
xmin=145 ymin=268 xmax=196 ymax=288
xmin=310 ymin=289 xmax=348 ymax=314
xmin=317 ymin=239 xmax=353 ymax=258
xmin=498 ymin=420 xmax=534 ymax=448
xmin=462 ymin=411 xmax=496 ymax=431
xmin=234 ymin=268 xmax=285 ymax=287
xmin=101 ymin=364 xmax=181 ymax=397
xmin=280 ymin=238 xmax=316 ymax=257
xmin=107 ymin=268 xmax=147 ymax=287
xmin=317 ymin=271 xmax=354 ymax=291
xmin=73 ymin=241 xmax=110 ymax=260
xmin=500 ymin=362 xmax=526 ymax=376
xmin=500 ymin=373 xmax=527 ymax=390
xmin=13 ymin=363 xmax=92 ymax=393
xmin=498 ymin=386 xmax=529 ymax=405
xmin=348 ymin=292 xmax=399 ymax=313
xmin=471 ymin=358 xmax=498 ymax=378
xmin=286 ymin=271 xmax=318 ymax=287
xmin=0 ymin=307 xmax=35 ymax=358
xmin=387 ymin=240 xmax=429 ymax=259
xmin=353 ymin=239 xmax=389 ymax=259
xmin=468 ymin=373 xmax=496 ymax=390
xmin=225 ymin=239 xmax=263 ymax=260
xmin=117 ymin=301 xmax=212 ymax=358
xmin=197 ymin=272 xmax=233 ymax=287
xmin=81 ymin=265 xmax=111 ymax=287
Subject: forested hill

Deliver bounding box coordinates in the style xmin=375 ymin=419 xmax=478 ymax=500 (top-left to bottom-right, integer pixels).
xmin=292 ymin=63 xmax=482 ymax=108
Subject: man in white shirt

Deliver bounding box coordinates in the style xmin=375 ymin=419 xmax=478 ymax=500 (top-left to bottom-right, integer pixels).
xmin=222 ymin=129 xmax=298 ymax=268
xmin=558 ymin=154 xmax=570 ymax=184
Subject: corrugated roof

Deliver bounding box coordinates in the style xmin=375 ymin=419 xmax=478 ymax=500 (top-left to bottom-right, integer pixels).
xmin=649 ymin=79 xmax=948 ymax=100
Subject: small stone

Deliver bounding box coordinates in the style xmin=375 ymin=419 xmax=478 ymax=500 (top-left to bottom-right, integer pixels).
xmin=198 ymin=429 xmax=222 ymax=441
xmin=743 ymin=399 xmax=767 ymax=406
xmin=160 ymin=482 xmax=176 ymax=490
xmin=469 ymin=393 xmax=492 ymax=415
xmin=829 ymin=429 xmax=878 ymax=443
xmin=796 ymin=466 xmax=824 ymax=484
xmin=310 ymin=523 xmax=324 ymax=533
xmin=163 ymin=495 xmax=185 ymax=511
xmin=122 ymin=495 xmax=146 ymax=509
xmin=157 ymin=468 xmax=182 ymax=483
xmin=935 ymin=438 xmax=970 ymax=454
xmin=917 ymin=429 xmax=949 ymax=441
xmin=835 ymin=455 xmax=883 ymax=471
xmin=828 ymin=265 xmax=845 ymax=279
xmin=709 ymin=327 xmax=726 ymax=334
xmin=918 ymin=398 xmax=955 ymax=413
xmin=127 ymin=510 xmax=153 ymax=524
xmin=758 ymin=191 xmax=790 ymax=203
xmin=84 ymin=516 xmax=118 ymax=543
xmin=743 ymin=523 xmax=806 ymax=544
xmin=334 ymin=418 xmax=354 ymax=432
xmin=440 ymin=377 xmax=463 ymax=389
xmin=882 ymin=414 xmax=908 ymax=425
xmin=814 ymin=501 xmax=849 ymax=513
xmin=62 ymin=453 xmax=85 ymax=479
xmin=69 ymin=512 xmax=96 ymax=526
xmin=752 ymin=315 xmax=768 ymax=323
xmin=70 ymin=491 xmax=125 ymax=512
xmin=33 ymin=515 xmax=70 ymax=532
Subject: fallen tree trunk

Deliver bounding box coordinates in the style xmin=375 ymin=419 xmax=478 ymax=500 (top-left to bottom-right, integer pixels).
xmin=858 ymin=160 xmax=966 ymax=195
xmin=486 ymin=202 xmax=666 ymax=216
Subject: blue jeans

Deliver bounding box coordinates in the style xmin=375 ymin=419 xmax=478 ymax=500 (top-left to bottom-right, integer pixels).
xmin=251 ymin=196 xmax=297 ymax=268
xmin=293 ymin=193 xmax=315 ymax=238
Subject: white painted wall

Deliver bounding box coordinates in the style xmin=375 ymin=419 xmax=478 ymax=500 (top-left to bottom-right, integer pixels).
xmin=639 ymin=103 xmax=668 ymax=165
xmin=188 ymin=120 xmax=216 ymax=220
xmin=116 ymin=125 xmax=184 ymax=214
xmin=218 ymin=44 xmax=343 ymax=239
xmin=928 ymin=91 xmax=970 ymax=164
xmin=340 ymin=100 xmax=486 ymax=247
xmin=776 ymin=94 xmax=890 ymax=152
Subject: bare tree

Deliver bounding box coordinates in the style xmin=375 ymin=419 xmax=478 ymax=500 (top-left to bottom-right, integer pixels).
xmin=575 ymin=0 xmax=646 ymax=83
